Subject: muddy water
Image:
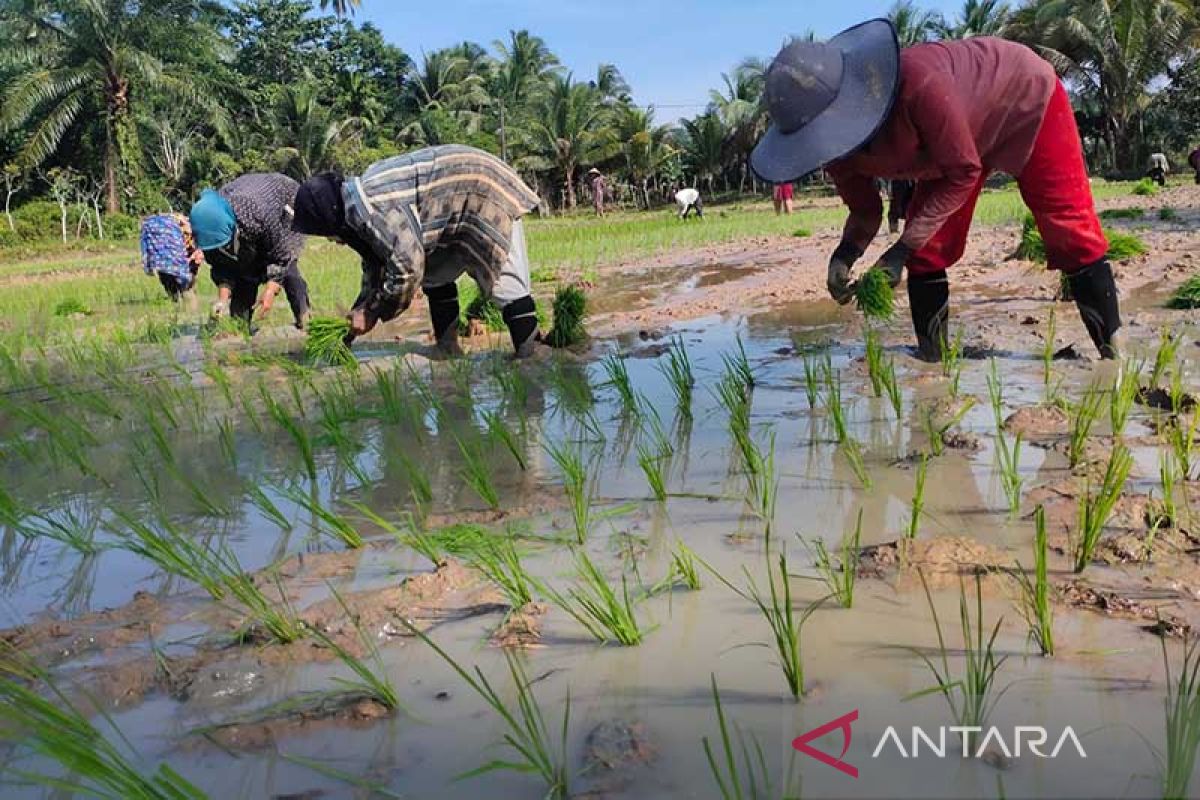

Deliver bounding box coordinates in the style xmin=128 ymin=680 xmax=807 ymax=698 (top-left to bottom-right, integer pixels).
xmin=1 ymin=303 xmax=1198 ymax=799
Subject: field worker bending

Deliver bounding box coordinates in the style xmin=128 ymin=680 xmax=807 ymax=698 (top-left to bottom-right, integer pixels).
xmin=139 ymin=212 xmax=204 ymax=307
xmin=189 ymin=174 xmax=312 ymax=330
xmin=1148 ymin=152 xmax=1170 ymax=187
xmin=675 ymin=187 xmax=703 ymax=219
xmin=291 ymin=145 xmax=544 ymax=358
xmin=751 ymin=20 xmax=1122 ymax=361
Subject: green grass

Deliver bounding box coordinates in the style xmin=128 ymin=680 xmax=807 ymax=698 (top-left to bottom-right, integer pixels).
xmin=1018 ymin=214 xmax=1147 ymax=263
xmin=543 ymin=548 xmax=646 ymax=645
xmin=1132 ymin=178 xmax=1158 ymax=196
xmin=1073 ymin=443 xmax=1135 ymax=573
xmin=1167 ymin=275 xmax=1200 ymax=310
xmin=1013 ymin=506 xmax=1054 ymax=657
xmin=803 ymin=509 xmax=862 ymax=609
xmin=0 ymin=655 xmax=206 ymax=799
xmin=1106 ymin=229 xmax=1149 ymax=260
xmin=52 ymin=297 xmax=92 ymax=317
xmin=403 ymin=623 xmax=571 ymax=798
xmin=855 ymin=268 xmax=895 ymax=321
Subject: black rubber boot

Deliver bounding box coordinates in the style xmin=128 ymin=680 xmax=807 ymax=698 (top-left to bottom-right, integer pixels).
xmin=425 ymin=282 xmax=462 ymax=355
xmin=908 ymin=271 xmax=950 ymax=362
xmin=1065 ymin=259 xmax=1122 ymax=359
xmin=502 ymin=295 xmax=539 ymax=357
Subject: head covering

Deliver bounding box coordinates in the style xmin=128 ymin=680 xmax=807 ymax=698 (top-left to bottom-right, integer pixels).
xmin=750 ymin=19 xmax=900 ymax=183
xmin=292 ymin=173 xmax=346 ymax=237
xmin=189 ymin=188 xmax=237 ymax=250
xmin=587 ymin=168 xmax=601 ymax=176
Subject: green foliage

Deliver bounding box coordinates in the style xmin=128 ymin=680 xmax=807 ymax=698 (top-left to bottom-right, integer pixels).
xmin=53 ymin=298 xmax=92 ymax=317
xmin=1015 ymin=214 xmax=1046 ymax=262
xmin=1132 ymin=178 xmax=1158 ymax=196
xmin=1105 ymin=229 xmax=1148 ymax=260
xmin=543 ymin=549 xmax=647 ymax=645
xmin=1159 ymin=206 xmax=1179 ymax=221
xmin=1073 ymin=444 xmax=1135 ymax=573
xmin=1013 ymin=506 xmax=1054 ymax=657
xmin=1100 ymin=207 xmax=1144 ymax=220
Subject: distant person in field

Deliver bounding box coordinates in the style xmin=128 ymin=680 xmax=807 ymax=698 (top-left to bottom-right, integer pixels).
xmin=751 ymin=20 xmax=1122 ymax=361
xmin=588 ymin=168 xmax=607 ymax=217
xmin=675 ymin=187 xmax=703 ymax=219
xmin=1149 ymin=152 xmax=1170 ymax=187
xmin=290 ymin=145 xmax=544 ymax=358
xmin=887 ymin=180 xmax=914 ymax=235
xmin=773 ymin=182 xmax=794 ymax=214
xmin=1190 ymin=147 xmax=1200 ymax=184
xmin=139 ymin=213 xmax=204 ymax=307
xmin=188 ymin=174 xmax=312 ymax=330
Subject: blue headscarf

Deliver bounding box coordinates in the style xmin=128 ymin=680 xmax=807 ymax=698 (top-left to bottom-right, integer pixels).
xmin=189 ymin=188 xmax=236 ymax=251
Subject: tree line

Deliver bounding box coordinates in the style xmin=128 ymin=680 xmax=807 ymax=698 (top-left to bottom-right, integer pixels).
xmin=1 ymin=0 xmax=1198 ymax=239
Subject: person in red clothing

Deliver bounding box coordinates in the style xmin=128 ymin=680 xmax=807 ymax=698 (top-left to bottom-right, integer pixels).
xmin=773 ymin=182 xmax=794 ymax=214
xmin=750 ymin=19 xmax=1121 ymax=360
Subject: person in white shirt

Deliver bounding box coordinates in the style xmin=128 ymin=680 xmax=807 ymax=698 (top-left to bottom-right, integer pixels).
xmin=675 ymin=187 xmax=703 ymax=219
xmin=1149 ymin=152 xmax=1170 ymax=187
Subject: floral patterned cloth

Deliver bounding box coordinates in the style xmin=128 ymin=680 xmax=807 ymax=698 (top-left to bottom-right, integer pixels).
xmin=140 ymin=213 xmax=201 ymax=284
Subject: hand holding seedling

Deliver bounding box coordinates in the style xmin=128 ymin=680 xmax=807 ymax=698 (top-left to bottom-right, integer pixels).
xmin=826 ymin=241 xmax=862 ymax=305
xmin=348 ymin=306 xmax=378 ymax=337
xmin=870 ymin=241 xmax=912 ymax=288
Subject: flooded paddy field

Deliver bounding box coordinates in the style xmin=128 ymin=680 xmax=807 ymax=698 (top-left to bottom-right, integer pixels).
xmin=0 ymin=189 xmax=1199 ymax=799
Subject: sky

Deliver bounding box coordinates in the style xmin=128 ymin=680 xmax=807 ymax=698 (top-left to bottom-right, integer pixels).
xmin=357 ymin=1 xmax=963 ymax=122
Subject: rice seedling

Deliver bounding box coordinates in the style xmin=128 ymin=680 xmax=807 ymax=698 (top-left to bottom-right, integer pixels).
xmin=1012 ymin=505 xmax=1054 ymax=657
xmin=721 ymin=335 xmax=756 ymax=391
xmin=1110 ymin=358 xmax=1143 ymax=437
xmin=1167 ymin=408 xmax=1199 ymax=482
xmin=801 ymin=353 xmax=822 ymax=409
xmin=1168 ymin=274 xmax=1200 ymax=309
xmin=669 ymin=539 xmax=701 ymax=590
xmin=703 ymin=674 xmax=775 ymax=800
xmin=658 ymin=336 xmax=695 ymax=421
xmin=637 ymin=441 xmax=669 ymax=501
xmin=1067 ymin=386 xmax=1105 ymax=468
xmin=1041 ymin=308 xmax=1057 ymax=390
xmin=1160 ymin=633 xmax=1200 ymax=799
xmin=492 ymin=356 xmax=530 ymax=414
xmin=879 ymin=356 xmax=903 ymax=419
xmin=707 ymin=551 xmax=815 ymax=698
xmin=716 ymin=370 xmax=752 ymax=441
xmin=1160 ymin=452 xmax=1179 ymax=529
xmin=908 ymin=454 xmax=929 ymax=539
xmin=546 ymin=360 xmax=605 ymax=441
xmin=281 ymin=484 xmax=365 ymax=548
xmin=246 ymin=484 xmax=292 ymax=531
xmin=855 ymin=268 xmax=895 ymax=320
xmin=52 ymin=297 xmax=92 ymax=317
xmin=262 ymin=390 xmax=318 ymax=481
xmin=840 ymin=437 xmax=872 ymax=489
xmin=281 ymin=754 xmax=404 ymax=799
xmin=220 ymin=562 xmax=305 ymax=644
xmin=455 ymin=433 xmax=501 ymax=510
xmin=1016 ymin=213 xmax=1046 ymax=262
xmin=1105 ymin=230 xmax=1148 ymax=259
xmin=112 ymin=512 xmax=225 ymax=599
xmin=986 ymin=359 xmax=1006 ymax=431
xmin=921 ymin=398 xmax=976 ymax=457
xmin=462 ymin=532 xmax=538 ymax=609
xmin=1132 ymin=177 xmax=1158 ymax=196
xmin=1073 ymin=443 xmax=1134 ymax=573
xmin=1100 ymin=207 xmax=1144 ymax=221
xmin=864 ymin=328 xmax=886 ymax=398
xmin=305 ymin=316 xmax=356 ymax=367
xmin=1151 ymin=329 xmax=1181 ymax=389
xmin=543 ymin=548 xmax=646 ymax=645
xmin=403 ymin=623 xmax=572 ymax=798
xmin=823 ymin=365 xmax=849 ymax=444
xmin=483 ymin=409 xmax=527 ymax=470
xmin=546 ymin=284 xmax=588 ymax=348
xmin=601 ymin=351 xmax=639 ymax=418
xmin=995 ymin=429 xmax=1024 ymax=518
xmin=397 ymin=450 xmax=434 ymax=515
xmin=544 ymin=439 xmax=595 ymax=543
xmin=940 ymin=330 xmax=965 ymax=397
xmin=803 ymin=509 xmax=862 ymax=609
xmin=907 ymin=573 xmax=1009 ymax=749
xmin=742 ymin=431 xmax=780 ymax=535
xmin=0 ymin=655 xmax=206 ymax=799
xmin=307 ymin=585 xmax=401 ymax=711
xmin=25 ymin=502 xmax=104 ymax=556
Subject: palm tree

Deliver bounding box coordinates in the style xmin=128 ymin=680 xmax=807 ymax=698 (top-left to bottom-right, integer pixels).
xmin=319 ymin=0 xmax=361 ymax=15
xmin=888 ymin=0 xmax=941 ymax=46
xmin=935 ymin=0 xmax=1012 ymax=39
xmin=1008 ymin=0 xmax=1188 ymax=173
xmin=592 ymin=63 xmax=631 ymax=104
xmin=520 ymin=74 xmax=617 ymax=210
xmin=709 ymin=58 xmax=769 ymax=191
xmin=273 ymin=82 xmax=366 ymax=178
xmin=678 ymin=112 xmax=727 ymax=194
xmin=492 ymin=30 xmax=561 ymax=161
xmin=0 ymin=0 xmax=226 ymax=212
xmin=615 ymin=105 xmax=674 ymax=209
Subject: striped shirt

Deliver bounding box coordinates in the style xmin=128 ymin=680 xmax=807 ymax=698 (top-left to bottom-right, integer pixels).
xmin=341 ymin=145 xmax=540 ymax=316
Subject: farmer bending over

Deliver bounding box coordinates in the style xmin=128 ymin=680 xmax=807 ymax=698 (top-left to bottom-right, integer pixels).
xmin=139 ymin=212 xmax=204 ymax=307
xmin=1148 ymin=153 xmax=1170 ymax=187
xmin=291 ymin=145 xmax=543 ymax=358
xmin=675 ymin=187 xmax=703 ymax=219
xmin=189 ymin=174 xmax=312 ymax=330
xmin=751 ymin=20 xmax=1122 ymax=360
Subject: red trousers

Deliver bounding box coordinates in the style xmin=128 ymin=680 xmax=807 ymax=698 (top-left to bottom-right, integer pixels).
xmin=907 ymin=83 xmax=1108 ymax=276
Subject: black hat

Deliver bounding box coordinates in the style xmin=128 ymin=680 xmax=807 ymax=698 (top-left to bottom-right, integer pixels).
xmin=750 ymin=20 xmax=900 ymax=183
xmin=292 ymin=172 xmax=345 ymax=236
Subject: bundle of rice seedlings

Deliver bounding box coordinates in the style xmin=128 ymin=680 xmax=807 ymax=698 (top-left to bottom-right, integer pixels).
xmin=1132 ymin=178 xmax=1158 ymax=196
xmin=1099 ymin=208 xmax=1143 ymax=221
xmin=1167 ymin=275 xmax=1200 ymax=309
xmin=53 ymin=298 xmax=92 ymax=317
xmin=305 ymin=316 xmax=356 ymax=367
xmin=547 ymin=285 xmax=587 ymax=348
xmin=1015 ymin=214 xmax=1046 ymax=262
xmin=854 ymin=268 xmax=894 ymax=320
xmin=1105 ymin=230 xmax=1148 ymax=260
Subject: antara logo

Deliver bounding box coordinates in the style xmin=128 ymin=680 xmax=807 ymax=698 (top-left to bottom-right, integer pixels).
xmin=792 ymin=711 xmax=1087 ymax=778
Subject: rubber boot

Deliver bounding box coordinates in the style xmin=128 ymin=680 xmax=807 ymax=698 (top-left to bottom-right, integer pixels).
xmin=426 ymin=283 xmax=463 ymax=356
xmin=502 ymin=295 xmax=540 ymax=358
xmin=1065 ymin=259 xmax=1122 ymax=359
xmin=908 ymin=271 xmax=950 ymax=363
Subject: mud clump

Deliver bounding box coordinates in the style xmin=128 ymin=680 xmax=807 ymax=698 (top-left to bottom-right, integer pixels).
xmin=1137 ymin=386 xmax=1196 ymax=412
xmin=1058 ymin=580 xmax=1191 ymax=637
xmin=859 ymin=536 xmax=1009 ymax=585
xmin=1004 ymin=405 xmax=1069 ymax=439
xmin=491 ymin=602 xmax=548 ymax=649
xmin=577 ymin=719 xmax=657 ymax=796
xmin=197 ymin=691 xmax=393 ymax=751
